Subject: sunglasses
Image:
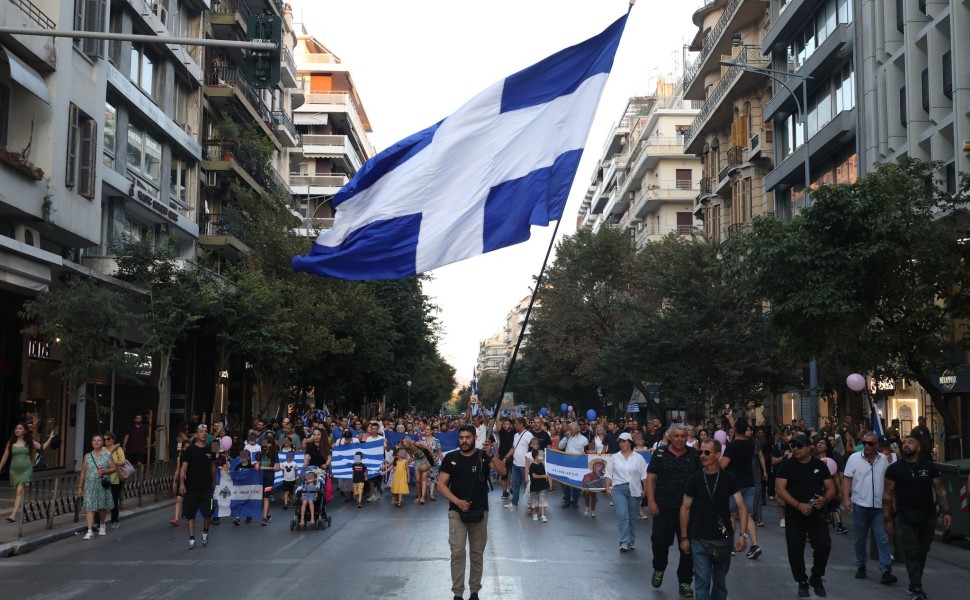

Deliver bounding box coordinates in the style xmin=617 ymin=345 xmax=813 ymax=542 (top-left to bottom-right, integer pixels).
xmin=862 ymin=441 xmax=877 ymax=446
xmin=790 ymin=442 xmax=806 ymax=449
xmin=699 ymin=449 xmax=717 ymax=456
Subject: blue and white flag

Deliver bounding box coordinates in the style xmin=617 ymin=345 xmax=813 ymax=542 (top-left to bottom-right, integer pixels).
xmin=331 ymin=438 xmax=385 ymax=480
xmin=292 ymin=13 xmax=629 ymax=279
xmin=215 ymin=468 xmax=263 ymax=518
xmin=544 ymin=448 xmax=651 ymax=491
xmin=869 ymin=395 xmax=885 ymax=438
xmin=471 ymin=368 xmax=479 ymax=397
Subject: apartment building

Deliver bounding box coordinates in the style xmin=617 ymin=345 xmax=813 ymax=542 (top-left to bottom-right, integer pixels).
xmin=577 ymin=97 xmax=638 ymax=233
xmin=0 ymin=0 xmax=307 ymax=471
xmin=763 ymin=0 xmax=858 ymax=219
xmin=291 ymin=27 xmax=374 ymax=234
xmin=683 ymin=0 xmax=774 ymax=242
xmin=616 ymin=81 xmax=703 ymax=252
xmin=477 ymin=333 xmax=508 ymax=375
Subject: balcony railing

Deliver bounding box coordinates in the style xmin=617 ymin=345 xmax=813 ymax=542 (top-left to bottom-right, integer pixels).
xmin=700 ymin=177 xmax=715 ymax=195
xmin=684 ymin=0 xmax=743 ymax=90
xmin=281 ymin=45 xmax=296 ymax=75
xmin=727 ymin=146 xmax=744 ymax=168
xmin=289 ymin=173 xmax=350 ymax=189
xmin=207 ymin=65 xmax=272 ymax=126
xmin=210 ymin=0 xmax=252 ymax=21
xmin=204 ymin=139 xmax=272 ymax=189
xmin=8 ymin=0 xmax=56 ymax=29
xmin=684 ymin=46 xmax=768 ymax=149
xmin=202 ymin=212 xmax=247 ymax=241
xmin=271 ymin=110 xmax=299 ymax=142
xmin=727 ymin=222 xmax=750 ymax=238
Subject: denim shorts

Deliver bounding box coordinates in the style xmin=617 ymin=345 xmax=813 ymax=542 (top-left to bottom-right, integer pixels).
xmin=728 ymin=486 xmax=756 ymax=516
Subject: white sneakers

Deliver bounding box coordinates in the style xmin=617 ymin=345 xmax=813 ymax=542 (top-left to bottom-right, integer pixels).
xmin=590 ymin=511 xmax=596 ymax=518
xmin=541 ymin=515 xmax=548 ymax=523
xmin=187 ymin=538 xmax=196 ymax=550
xmin=780 ymin=518 xmax=786 ymax=528
xmin=83 ymin=530 xmax=94 ymax=540
xmin=584 ymin=507 xmax=591 ymax=517
xmin=201 ymin=532 xmax=209 ymax=546
xmin=532 ymin=514 xmax=539 ymax=521
xmin=98 ymin=524 xmax=106 ymax=536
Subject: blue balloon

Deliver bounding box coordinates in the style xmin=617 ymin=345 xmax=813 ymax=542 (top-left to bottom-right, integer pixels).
xmin=586 ymin=409 xmax=597 ymax=421
xmin=560 ymin=403 xmax=568 ymax=413
xmin=539 ymin=407 xmax=548 ymax=416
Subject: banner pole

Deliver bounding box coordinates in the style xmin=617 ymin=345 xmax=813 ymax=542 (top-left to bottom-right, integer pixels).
xmin=498 ymin=217 xmax=563 ymax=406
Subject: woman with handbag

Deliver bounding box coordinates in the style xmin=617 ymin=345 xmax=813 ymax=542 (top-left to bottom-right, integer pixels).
xmin=404 ymin=437 xmax=433 ymax=504
xmin=423 ymin=425 xmax=443 ymax=501
xmin=76 ymin=434 xmax=114 ymax=539
xmin=103 ymin=432 xmax=129 ymax=529
xmin=0 ymin=423 xmax=57 ymax=522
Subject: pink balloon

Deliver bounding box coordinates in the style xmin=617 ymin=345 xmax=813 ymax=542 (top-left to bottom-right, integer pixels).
xmin=567 ymin=405 xmax=574 ymax=412
xmin=714 ymin=430 xmax=728 ymax=445
xmin=220 ymin=435 xmax=232 ymax=450
xmin=846 ymin=373 xmax=866 ymax=392
xmin=822 ymin=457 xmax=837 ymax=476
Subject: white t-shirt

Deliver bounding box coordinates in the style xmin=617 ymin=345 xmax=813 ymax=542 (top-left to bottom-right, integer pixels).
xmin=475 ymin=424 xmax=487 ymax=449
xmin=243 ymin=442 xmax=261 ymax=457
xmin=512 ymin=430 xmax=534 ymax=467
xmin=843 ymin=451 xmax=889 ymax=508
xmin=281 ymin=460 xmax=299 ymax=482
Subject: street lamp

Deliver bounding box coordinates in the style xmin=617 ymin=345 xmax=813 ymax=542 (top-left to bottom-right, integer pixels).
xmin=719 ymin=60 xmax=812 ymax=206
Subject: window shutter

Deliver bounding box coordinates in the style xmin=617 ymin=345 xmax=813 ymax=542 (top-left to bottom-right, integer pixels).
xmin=66 ymin=103 xmax=79 ymax=188
xmin=79 ymin=118 xmax=97 ymax=199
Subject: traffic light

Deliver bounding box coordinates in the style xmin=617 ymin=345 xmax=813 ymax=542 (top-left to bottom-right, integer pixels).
xmin=246 ymin=15 xmax=281 ymax=89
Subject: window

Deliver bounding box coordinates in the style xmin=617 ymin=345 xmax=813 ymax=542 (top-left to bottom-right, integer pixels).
xmin=895 ymin=0 xmax=904 ymax=33
xmin=675 ymin=169 xmax=693 ymax=190
xmin=103 ymin=102 xmax=116 ymax=167
xmin=130 ymin=44 xmax=156 ymax=98
xmin=169 ymin=158 xmax=194 ymax=215
xmin=66 ymin=104 xmax=98 ymax=199
xmin=153 ymin=0 xmax=169 ymax=28
xmin=676 ymin=212 xmax=693 ymax=233
xmin=107 ymin=7 xmax=122 ymax=66
xmin=124 ymin=217 xmax=148 ymax=242
xmin=127 ymin=123 xmax=162 ymax=188
xmin=0 ymin=82 xmax=8 ymax=147
xmin=838 ymin=0 xmax=852 ymax=23
xmin=899 ymin=86 xmax=907 ymax=129
xmin=173 ymin=79 xmax=189 ymax=129
xmin=74 ymin=0 xmax=106 ymax=59
xmin=942 ymin=52 xmax=952 ymax=99
xmin=920 ymin=69 xmax=929 ymax=113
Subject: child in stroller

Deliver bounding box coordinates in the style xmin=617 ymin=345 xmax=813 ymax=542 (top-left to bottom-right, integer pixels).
xmin=291 ymin=467 xmax=332 ymax=530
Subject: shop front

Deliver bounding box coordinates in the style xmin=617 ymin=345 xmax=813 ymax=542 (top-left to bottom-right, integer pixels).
xmin=20 ymin=337 xmax=67 ymax=471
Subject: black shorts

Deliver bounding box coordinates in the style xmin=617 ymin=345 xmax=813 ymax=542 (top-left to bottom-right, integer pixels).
xmin=282 ymin=481 xmax=296 ymax=493
xmin=182 ymin=491 xmax=214 ymax=519
xmin=127 ymin=452 xmax=147 ymax=465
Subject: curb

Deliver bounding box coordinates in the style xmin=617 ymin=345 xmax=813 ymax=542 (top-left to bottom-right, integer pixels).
xmin=0 ymin=499 xmax=174 ymax=559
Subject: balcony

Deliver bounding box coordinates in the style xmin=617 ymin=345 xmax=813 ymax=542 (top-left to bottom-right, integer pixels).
xmin=209 ymin=0 xmax=252 ymax=33
xmin=727 ymin=146 xmax=744 ymax=170
xmin=270 ymin=110 xmax=300 ymax=147
xmin=296 ymin=91 xmax=375 ymax=156
xmin=3 ymin=0 xmax=57 ymax=70
xmin=625 ymin=136 xmax=690 ymax=184
xmin=726 ymin=222 xmax=750 ymax=239
xmin=630 ymin=181 xmax=699 ymax=219
xmin=700 ymin=177 xmax=716 ymax=196
xmin=683 ymin=46 xmax=769 ymax=154
xmin=289 ymin=173 xmax=350 ymax=195
xmin=280 ymin=46 xmax=297 ymax=88
xmin=684 ymin=0 xmax=767 ymax=98
xmin=203 ymin=140 xmax=269 ymax=194
xmin=204 ymin=65 xmax=279 ymax=149
xmin=199 ymin=212 xmax=250 ymax=261
xmin=300 ymin=134 xmax=364 ymax=173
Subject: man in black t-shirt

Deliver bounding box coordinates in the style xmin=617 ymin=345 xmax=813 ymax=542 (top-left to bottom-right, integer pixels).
xmin=679 ymin=439 xmax=748 ymax=600
xmin=883 ymin=435 xmax=952 ymax=600
xmin=495 ymin=419 xmax=515 ymax=500
xmin=719 ymin=417 xmax=764 ymax=559
xmin=179 ymin=424 xmax=216 ymax=550
xmin=775 ymin=433 xmax=836 ymax=598
xmin=646 ymin=423 xmax=701 ymax=595
xmin=437 ymin=425 xmax=507 ymax=600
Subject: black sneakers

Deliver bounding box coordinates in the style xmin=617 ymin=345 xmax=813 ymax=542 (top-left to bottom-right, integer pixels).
xmin=881 ymin=571 xmax=898 ymax=585
xmin=809 ymin=576 xmax=826 ymax=597
xmin=855 ymin=566 xmax=866 ymax=579
xmin=797 ymin=582 xmax=810 ymax=597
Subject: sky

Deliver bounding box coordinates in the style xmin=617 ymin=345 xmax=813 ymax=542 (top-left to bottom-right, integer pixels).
xmin=291 ymin=0 xmax=700 ymax=384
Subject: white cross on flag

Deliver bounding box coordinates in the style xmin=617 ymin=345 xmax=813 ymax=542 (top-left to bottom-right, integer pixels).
xmin=292 ymin=12 xmax=629 ymax=280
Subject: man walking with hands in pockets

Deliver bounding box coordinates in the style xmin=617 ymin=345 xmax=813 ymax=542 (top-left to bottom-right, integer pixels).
xmin=438 ymin=424 xmax=507 ymax=600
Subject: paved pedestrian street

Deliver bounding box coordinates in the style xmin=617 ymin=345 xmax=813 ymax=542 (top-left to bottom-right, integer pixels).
xmin=1 ymin=491 xmax=968 ymax=599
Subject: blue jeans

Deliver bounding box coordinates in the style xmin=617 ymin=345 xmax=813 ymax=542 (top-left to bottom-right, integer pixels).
xmin=562 ymin=485 xmax=581 ymax=507
xmin=510 ymin=465 xmax=525 ymax=506
xmin=611 ymin=483 xmax=639 ymax=547
xmin=728 ymin=486 xmax=756 ymax=517
xmin=853 ymin=504 xmax=892 ymax=572
xmin=691 ymin=539 xmax=731 ymax=600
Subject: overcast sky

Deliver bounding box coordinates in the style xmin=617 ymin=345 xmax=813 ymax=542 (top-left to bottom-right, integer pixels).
xmin=291 ymin=0 xmax=700 ymax=384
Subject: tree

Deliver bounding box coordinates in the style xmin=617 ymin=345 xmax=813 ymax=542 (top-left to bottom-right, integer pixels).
xmin=19 ymin=280 xmax=142 ymax=435
xmin=526 ymin=227 xmax=662 ymax=412
xmin=115 ymin=234 xmax=212 ymax=460
xmin=610 ymin=234 xmax=794 ymax=416
xmin=741 ymin=159 xmax=970 ymax=458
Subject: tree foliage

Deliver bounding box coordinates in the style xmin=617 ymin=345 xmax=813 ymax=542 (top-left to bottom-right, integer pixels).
xmin=740 ymin=159 xmax=970 ymax=456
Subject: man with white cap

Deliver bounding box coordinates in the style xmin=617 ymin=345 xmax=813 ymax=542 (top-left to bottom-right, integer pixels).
xmin=604 ymin=432 xmax=649 ymax=552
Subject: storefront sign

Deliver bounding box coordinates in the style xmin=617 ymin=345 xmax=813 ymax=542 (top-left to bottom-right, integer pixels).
xmin=869 ymin=374 xmax=896 ymax=396
xmin=27 ymin=339 xmax=50 ymax=359
xmin=129 ymin=183 xmax=179 ymax=223
xmin=930 ymin=366 xmax=970 ymax=395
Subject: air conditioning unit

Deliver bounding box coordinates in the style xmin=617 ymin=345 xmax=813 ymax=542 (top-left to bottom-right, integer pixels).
xmin=205 ymin=171 xmax=218 ymax=187
xmin=15 ymin=225 xmax=40 ymax=248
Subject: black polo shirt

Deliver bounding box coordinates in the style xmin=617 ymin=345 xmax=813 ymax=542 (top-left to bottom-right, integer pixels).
xmin=647 ymin=445 xmax=701 ymax=509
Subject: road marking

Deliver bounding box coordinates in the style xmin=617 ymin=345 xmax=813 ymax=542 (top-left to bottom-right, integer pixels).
xmin=134 ymin=579 xmax=210 ymax=599
xmin=480 ymin=575 xmax=522 ymax=598
xmin=25 ymin=580 xmax=106 ymax=600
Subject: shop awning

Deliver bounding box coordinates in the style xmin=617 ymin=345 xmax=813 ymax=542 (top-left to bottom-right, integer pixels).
xmin=0 ymin=46 xmax=50 ymax=105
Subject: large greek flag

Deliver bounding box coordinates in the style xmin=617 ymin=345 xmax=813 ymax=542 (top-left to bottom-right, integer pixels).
xmin=291 ymin=13 xmax=628 ymax=279
xmin=214 ymin=468 xmax=263 ymax=518
xmin=331 ymin=438 xmax=386 ymax=480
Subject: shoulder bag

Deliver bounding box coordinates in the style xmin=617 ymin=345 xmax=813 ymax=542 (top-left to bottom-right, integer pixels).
xmin=458 ymin=451 xmax=486 ymax=524
xmin=113 ymin=449 xmax=136 ymax=480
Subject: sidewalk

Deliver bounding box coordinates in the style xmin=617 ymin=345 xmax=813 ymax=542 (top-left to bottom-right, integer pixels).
xmin=0 ymin=480 xmax=174 ymax=558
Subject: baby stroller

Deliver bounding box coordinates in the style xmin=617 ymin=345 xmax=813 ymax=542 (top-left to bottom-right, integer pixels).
xmin=290 ymin=467 xmax=332 ymax=530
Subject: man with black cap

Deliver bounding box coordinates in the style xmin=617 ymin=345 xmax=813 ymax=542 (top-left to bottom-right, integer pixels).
xmin=775 ymin=432 xmax=837 ymax=597
xmin=719 ymin=417 xmax=764 ymax=559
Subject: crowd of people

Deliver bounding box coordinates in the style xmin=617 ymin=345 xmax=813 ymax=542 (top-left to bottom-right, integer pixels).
xmin=3 ymin=402 xmax=960 ymax=600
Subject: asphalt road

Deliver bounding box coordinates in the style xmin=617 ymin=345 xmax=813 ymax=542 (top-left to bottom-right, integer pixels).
xmin=1 ymin=485 xmax=968 ymax=600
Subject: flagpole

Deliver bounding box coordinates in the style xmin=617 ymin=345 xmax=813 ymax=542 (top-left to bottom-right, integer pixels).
xmin=498 ymin=217 xmax=563 ymax=405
